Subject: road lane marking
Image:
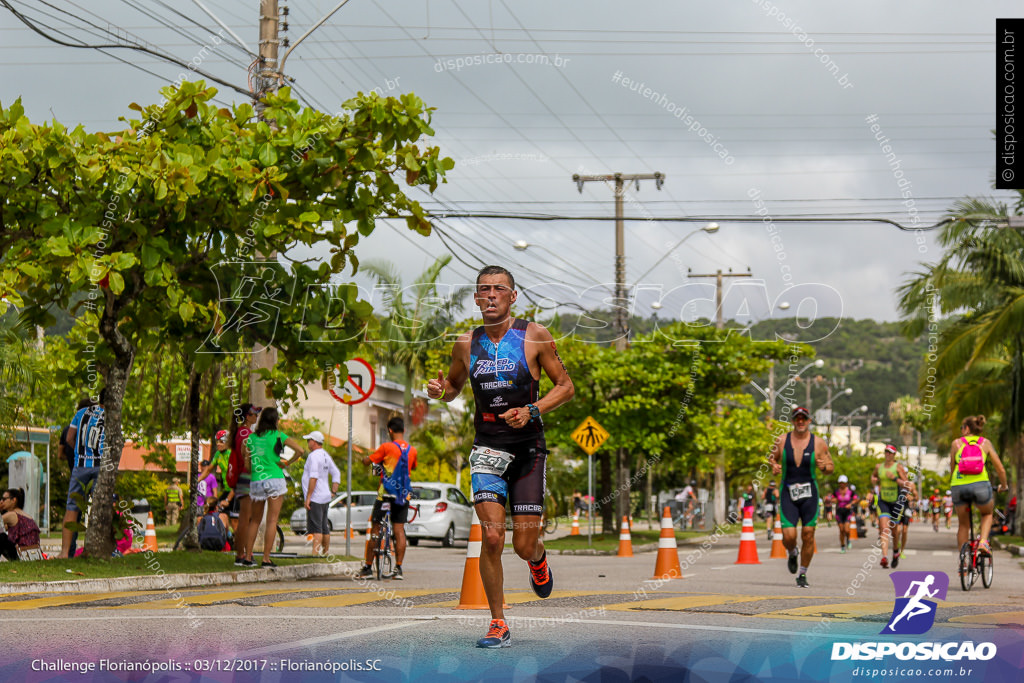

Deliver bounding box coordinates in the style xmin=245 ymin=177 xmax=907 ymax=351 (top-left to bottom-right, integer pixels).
xmin=0 ymin=591 xmax=165 ymax=610
xmin=268 ymin=589 xmax=439 ymax=608
xmin=96 ymin=589 xmax=292 ymax=610
xmin=417 ymin=590 xmax=612 ymax=609
xmin=603 ymin=594 xmax=801 ymax=612
xmin=949 ymin=611 xmax=1024 ymax=627
xmin=237 ymin=621 xmax=422 ymax=656
xmin=757 ymin=600 xmax=1007 ymax=622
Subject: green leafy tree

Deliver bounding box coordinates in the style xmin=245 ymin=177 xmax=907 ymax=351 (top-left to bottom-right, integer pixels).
xmin=0 ymin=81 xmax=452 ymax=556
xmin=362 ymin=254 xmax=470 ymax=431
xmin=898 ymin=195 xmax=1023 ymax=529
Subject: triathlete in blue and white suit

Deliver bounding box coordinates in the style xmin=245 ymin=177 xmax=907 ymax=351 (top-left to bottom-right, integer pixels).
xmin=769 ymin=405 xmax=834 ymax=588
xmin=428 ymin=265 xmax=574 ymax=649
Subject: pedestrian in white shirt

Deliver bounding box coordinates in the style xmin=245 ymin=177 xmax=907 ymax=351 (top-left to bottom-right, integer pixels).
xmin=301 ymin=431 xmax=341 ymax=556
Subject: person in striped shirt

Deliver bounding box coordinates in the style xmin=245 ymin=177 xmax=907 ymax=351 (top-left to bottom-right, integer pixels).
xmin=59 ymin=390 xmax=107 ymax=558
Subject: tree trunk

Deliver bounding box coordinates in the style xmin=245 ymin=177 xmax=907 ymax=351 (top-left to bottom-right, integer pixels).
xmin=83 ymin=303 xmax=135 ymax=558
xmin=181 ymin=365 xmax=203 ymax=550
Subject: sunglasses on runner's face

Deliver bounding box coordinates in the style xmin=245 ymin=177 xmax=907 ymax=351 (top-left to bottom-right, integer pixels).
xmin=792 ymin=415 xmax=809 ymax=422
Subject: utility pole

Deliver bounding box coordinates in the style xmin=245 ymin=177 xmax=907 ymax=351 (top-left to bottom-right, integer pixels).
xmin=572 ymin=171 xmax=663 ymax=532
xmin=687 ymin=268 xmax=752 ymax=527
xmin=248 ymin=1 xmax=285 ymax=407
xmin=573 ymin=172 xmax=664 ymax=351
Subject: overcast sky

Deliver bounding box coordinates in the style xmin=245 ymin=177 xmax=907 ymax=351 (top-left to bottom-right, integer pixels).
xmin=3 ymin=1 xmax=1020 ymax=323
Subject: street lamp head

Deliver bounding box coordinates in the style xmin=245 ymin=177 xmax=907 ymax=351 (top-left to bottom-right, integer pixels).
xmin=859 ymin=405 xmax=868 ymax=412
xmin=702 ymin=222 xmax=720 ymax=234
xmin=813 ymin=359 xmax=825 ymax=368
xmin=513 ymin=240 xmax=529 ymax=251
xmin=843 ymin=388 xmax=853 ymax=395
xmin=650 ymin=301 xmax=663 ymax=310
xmin=777 ymin=301 xmax=790 ymax=310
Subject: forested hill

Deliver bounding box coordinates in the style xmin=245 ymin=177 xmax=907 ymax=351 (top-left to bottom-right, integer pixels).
xmin=549 ymin=311 xmax=926 ymax=445
xmin=747 ymin=316 xmax=927 ymax=444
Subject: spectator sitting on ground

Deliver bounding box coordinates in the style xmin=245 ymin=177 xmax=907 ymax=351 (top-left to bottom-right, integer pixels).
xmin=1 ymin=488 xmax=41 ymax=560
xmin=198 ymin=500 xmax=228 ymax=552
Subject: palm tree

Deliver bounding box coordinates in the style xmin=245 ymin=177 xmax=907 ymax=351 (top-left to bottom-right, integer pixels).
xmin=361 ymin=255 xmax=470 ymax=431
xmin=898 ymin=194 xmax=1024 ymax=529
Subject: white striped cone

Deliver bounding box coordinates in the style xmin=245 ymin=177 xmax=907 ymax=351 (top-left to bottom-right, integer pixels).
xmin=617 ymin=516 xmax=633 ymax=557
xmin=455 ymin=509 xmax=507 ymax=610
xmin=735 ymin=507 xmax=761 ymax=564
xmin=652 ymin=507 xmax=682 ymax=579
xmin=570 ymin=510 xmax=580 ymax=536
xmin=770 ymin=517 xmax=787 ymax=558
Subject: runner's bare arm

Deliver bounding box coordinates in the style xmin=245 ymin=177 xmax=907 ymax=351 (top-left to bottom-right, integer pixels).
xmin=985 ymin=441 xmax=1009 ymax=489
xmin=815 ymin=437 xmax=834 ymax=474
xmin=896 ymin=464 xmax=910 ymax=488
xmin=528 ymin=322 xmax=574 ymax=414
xmin=427 ymin=332 xmax=471 ymax=402
xmin=769 ymin=435 xmax=784 ymax=475
xmin=870 ymin=464 xmax=880 ymax=486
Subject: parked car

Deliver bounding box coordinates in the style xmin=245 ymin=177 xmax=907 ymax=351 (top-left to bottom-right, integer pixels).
xmin=405 ymin=482 xmax=473 ymax=547
xmin=289 ymin=490 xmax=377 ymax=536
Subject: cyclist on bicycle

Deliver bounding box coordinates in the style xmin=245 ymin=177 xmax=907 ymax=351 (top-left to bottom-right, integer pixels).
xmin=359 ymin=416 xmax=417 ymax=580
xmin=950 ymin=415 xmax=1008 ymax=557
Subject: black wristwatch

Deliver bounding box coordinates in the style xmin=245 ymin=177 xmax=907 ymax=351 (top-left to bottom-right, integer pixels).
xmin=526 ymin=403 xmax=541 ymax=421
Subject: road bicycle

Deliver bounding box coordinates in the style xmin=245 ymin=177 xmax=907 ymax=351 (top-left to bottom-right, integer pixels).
xmin=371 ymin=499 xmax=419 ymax=580
xmin=958 ymin=505 xmax=1002 ymax=591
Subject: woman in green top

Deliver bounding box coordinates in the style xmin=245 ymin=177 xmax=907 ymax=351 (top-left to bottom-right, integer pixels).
xmin=950 ymin=415 xmax=1008 ymax=557
xmin=244 ymin=407 xmax=305 ymax=567
xmin=870 ymin=444 xmax=910 ymax=569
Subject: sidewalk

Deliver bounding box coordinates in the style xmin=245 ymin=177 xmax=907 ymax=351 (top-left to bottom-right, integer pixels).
xmin=0 ymin=559 xmax=362 ymax=595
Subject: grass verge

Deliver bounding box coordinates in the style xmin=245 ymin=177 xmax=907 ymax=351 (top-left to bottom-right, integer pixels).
xmin=0 ymin=552 xmax=358 ymax=583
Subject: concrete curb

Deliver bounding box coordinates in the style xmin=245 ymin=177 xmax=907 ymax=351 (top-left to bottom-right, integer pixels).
xmin=991 ymin=537 xmax=1023 ymax=557
xmin=0 ymin=560 xmax=363 ymax=595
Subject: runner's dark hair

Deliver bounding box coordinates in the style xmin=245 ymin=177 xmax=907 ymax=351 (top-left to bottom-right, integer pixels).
xmin=387 ymin=416 xmax=404 ymax=434
xmin=254 ymin=406 xmax=280 ymax=436
xmin=476 ymin=265 xmax=515 ymax=289
xmin=961 ymin=415 xmax=986 ymax=435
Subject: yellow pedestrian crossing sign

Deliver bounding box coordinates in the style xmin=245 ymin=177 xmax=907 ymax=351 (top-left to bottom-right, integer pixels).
xmin=572 ymin=416 xmax=610 ymax=455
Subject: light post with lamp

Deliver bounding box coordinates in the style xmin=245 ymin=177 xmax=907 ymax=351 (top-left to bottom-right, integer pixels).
xmin=751 ymin=358 xmax=824 ymax=420
xmin=819 ymin=387 xmax=854 ymax=437
xmin=836 ymin=405 xmax=869 ymax=456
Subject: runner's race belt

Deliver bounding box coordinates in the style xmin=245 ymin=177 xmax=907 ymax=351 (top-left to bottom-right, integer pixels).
xmin=788 ymin=482 xmax=813 ymax=501
xmin=469 ymin=445 xmax=515 ymax=477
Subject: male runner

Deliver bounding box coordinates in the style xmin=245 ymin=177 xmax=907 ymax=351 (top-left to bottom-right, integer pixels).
xmin=769 ymin=405 xmax=834 ymax=588
xmin=427 ymin=265 xmax=574 ymax=648
xmin=762 ymin=481 xmax=778 ymax=542
xmin=897 ymin=480 xmax=917 ymax=558
xmin=871 ymin=444 xmax=911 ymax=568
xmin=359 ymin=417 xmax=417 ymax=579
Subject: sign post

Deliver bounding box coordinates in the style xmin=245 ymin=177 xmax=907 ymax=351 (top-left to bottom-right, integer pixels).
xmin=329 ymin=358 xmax=376 ymax=557
xmin=571 ymin=416 xmax=610 ymax=546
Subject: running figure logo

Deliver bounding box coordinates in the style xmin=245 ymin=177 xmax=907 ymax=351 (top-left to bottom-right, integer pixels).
xmin=881 ymin=571 xmax=948 ymax=635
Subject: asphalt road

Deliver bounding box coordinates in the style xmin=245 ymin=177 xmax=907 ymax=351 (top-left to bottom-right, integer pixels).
xmin=3 ymin=521 xmax=1022 ymax=682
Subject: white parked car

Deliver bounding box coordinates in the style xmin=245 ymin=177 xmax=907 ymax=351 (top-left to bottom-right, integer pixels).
xmin=289 ymin=490 xmax=377 ymax=536
xmin=405 ymin=482 xmax=473 ymax=547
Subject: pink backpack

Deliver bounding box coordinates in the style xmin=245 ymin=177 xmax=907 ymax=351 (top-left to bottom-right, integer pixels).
xmin=957 ymin=437 xmax=986 ymax=475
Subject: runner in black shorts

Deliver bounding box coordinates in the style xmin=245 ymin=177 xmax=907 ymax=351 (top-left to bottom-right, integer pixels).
xmin=428 ymin=265 xmax=574 ymax=649
xmin=769 ymin=405 xmax=834 ymax=588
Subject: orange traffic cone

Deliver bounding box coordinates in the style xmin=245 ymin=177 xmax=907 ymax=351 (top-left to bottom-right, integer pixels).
xmin=652 ymin=507 xmax=683 ymax=579
xmin=455 ymin=510 xmax=507 ymax=610
xmin=143 ymin=511 xmax=158 ymax=552
xmin=570 ymin=510 xmax=580 ymax=536
xmin=617 ymin=516 xmax=633 ymax=557
xmin=769 ymin=517 xmax=787 ymax=559
xmin=849 ymin=520 xmax=858 ymax=540
xmin=735 ymin=507 xmax=760 ymax=564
